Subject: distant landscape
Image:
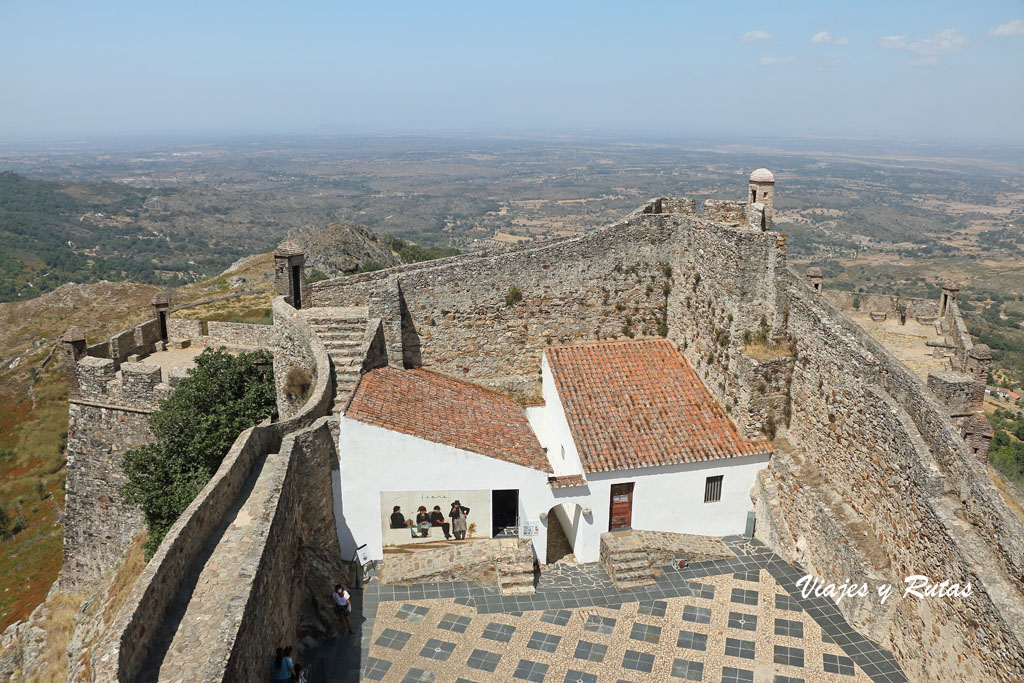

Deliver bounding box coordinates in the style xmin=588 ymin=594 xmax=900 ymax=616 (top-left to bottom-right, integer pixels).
xmin=2 ymin=136 xmax=1022 ymax=380
xmin=0 ymin=135 xmax=1023 ymax=629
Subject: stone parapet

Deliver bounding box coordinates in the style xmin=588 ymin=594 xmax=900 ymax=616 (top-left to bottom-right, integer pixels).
xmin=91 ymin=296 xmax=337 ymax=681
xmin=311 ymin=211 xmax=686 ymax=397
xmin=702 ymin=199 xmax=748 ymax=226
xmin=782 ymin=269 xmax=1024 ymax=681
xmin=272 ymin=296 xmax=333 ymax=422
xmin=927 ymin=370 xmax=981 ymax=416
xmin=90 ymin=423 xmax=280 ymax=681
xmin=71 ymin=357 xmax=171 ymax=413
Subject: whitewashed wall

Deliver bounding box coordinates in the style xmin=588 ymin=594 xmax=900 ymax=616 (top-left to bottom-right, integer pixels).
xmin=526 ymin=355 xmax=584 ymax=477
xmin=527 ymin=352 xmax=771 ymax=562
xmin=337 ymin=384 xmax=769 ymax=564
xmin=336 ymin=417 xmax=552 ymax=562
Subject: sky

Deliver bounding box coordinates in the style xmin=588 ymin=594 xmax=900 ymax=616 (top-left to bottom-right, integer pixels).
xmin=1 ymin=1 xmax=1023 ymax=143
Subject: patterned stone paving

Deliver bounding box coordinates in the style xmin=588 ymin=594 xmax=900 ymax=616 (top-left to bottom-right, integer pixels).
xmin=308 ymin=537 xmax=907 ymax=682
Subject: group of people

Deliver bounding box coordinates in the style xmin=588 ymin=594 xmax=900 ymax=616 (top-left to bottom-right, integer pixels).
xmin=270 ymin=646 xmax=306 ymax=682
xmin=269 ymin=584 xmax=354 ymax=680
xmin=389 ymin=500 xmax=471 ymax=540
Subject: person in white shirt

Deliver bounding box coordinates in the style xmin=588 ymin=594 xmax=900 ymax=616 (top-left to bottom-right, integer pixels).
xmin=331 ymin=584 xmax=355 ymax=634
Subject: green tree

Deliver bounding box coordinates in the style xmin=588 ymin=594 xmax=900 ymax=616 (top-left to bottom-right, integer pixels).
xmin=122 ymin=348 xmax=277 ymax=557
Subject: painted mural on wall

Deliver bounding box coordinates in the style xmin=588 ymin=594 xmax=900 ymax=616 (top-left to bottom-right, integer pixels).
xmin=380 ymin=490 xmax=492 ymax=546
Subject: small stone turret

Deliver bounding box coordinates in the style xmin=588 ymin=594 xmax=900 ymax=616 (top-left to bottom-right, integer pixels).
xmin=965 ymin=343 xmax=992 ymax=385
xmin=61 ymin=327 xmax=88 ymax=397
xmin=940 ymin=280 xmax=960 ymax=317
xmin=152 ymin=292 xmax=171 ymax=343
xmin=274 ymin=241 xmax=306 ymax=310
xmin=806 ymin=267 xmax=823 ymax=293
xmin=748 ymin=168 xmax=775 ymax=230
xmin=962 ymin=412 xmax=994 ymax=462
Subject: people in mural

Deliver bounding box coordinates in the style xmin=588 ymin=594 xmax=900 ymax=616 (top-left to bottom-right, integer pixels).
xmin=430 ymin=505 xmax=451 ymax=539
xmin=416 ymin=506 xmax=432 ymax=537
xmin=450 ymin=500 xmax=471 ymax=540
xmin=389 ymin=506 xmax=406 ymax=529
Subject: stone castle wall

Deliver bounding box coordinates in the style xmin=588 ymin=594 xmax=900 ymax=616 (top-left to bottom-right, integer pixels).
xmin=92 ymin=422 xmax=279 ymax=681
xmin=312 ymin=208 xmax=685 ymax=397
xmin=60 ymin=359 xmax=177 ymax=588
xmin=92 ymin=296 xmax=337 ymax=681
xmin=61 ymin=310 xmax=287 ymax=589
xmin=662 ymin=218 xmax=789 ymax=438
xmin=224 ymin=419 xmax=347 ymax=682
xmin=64 ymin=178 xmax=1024 ymax=681
xmin=304 ymin=193 xmax=1024 ymax=680
xmin=779 ymin=273 xmax=1024 ymax=681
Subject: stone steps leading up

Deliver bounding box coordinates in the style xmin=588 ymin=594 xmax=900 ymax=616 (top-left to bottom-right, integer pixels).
xmin=303 ymin=309 xmax=370 ymax=416
xmin=599 ymin=532 xmax=657 ymax=589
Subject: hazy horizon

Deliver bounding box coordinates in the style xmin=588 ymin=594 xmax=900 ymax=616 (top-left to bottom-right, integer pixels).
xmin=2 ymin=1 xmax=1023 ymax=144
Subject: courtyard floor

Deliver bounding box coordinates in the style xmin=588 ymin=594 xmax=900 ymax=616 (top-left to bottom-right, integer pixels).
xmin=306 ymin=537 xmax=906 ymax=683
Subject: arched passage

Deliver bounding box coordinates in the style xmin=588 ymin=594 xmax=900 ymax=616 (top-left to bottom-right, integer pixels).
xmin=545 ymin=502 xmax=581 ymax=565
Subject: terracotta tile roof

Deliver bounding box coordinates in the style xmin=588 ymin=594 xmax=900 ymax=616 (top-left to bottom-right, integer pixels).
xmin=548 ymin=474 xmax=587 ymax=489
xmin=346 ymin=366 xmax=551 ymax=473
xmin=545 ymin=339 xmax=772 ymax=473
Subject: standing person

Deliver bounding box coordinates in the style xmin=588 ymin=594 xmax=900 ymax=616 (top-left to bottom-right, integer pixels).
xmin=331 ymin=584 xmax=355 ymax=635
xmin=416 ymin=506 xmax=431 ymax=537
xmin=271 ymin=646 xmax=294 ymax=681
xmin=450 ymin=500 xmax=470 ymax=540
xmin=294 ymin=663 xmax=308 ymax=683
xmin=430 ymin=505 xmax=451 ymax=539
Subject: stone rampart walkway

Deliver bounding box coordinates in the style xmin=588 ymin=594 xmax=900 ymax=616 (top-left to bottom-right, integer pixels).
xmin=136 ymin=449 xmax=283 ymax=682
xmin=307 ymin=537 xmax=907 ymax=682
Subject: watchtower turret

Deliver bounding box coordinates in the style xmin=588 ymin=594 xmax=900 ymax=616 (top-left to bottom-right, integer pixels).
xmin=274 ymin=241 xmax=306 ymax=310
xmin=748 ymin=168 xmax=775 ymax=230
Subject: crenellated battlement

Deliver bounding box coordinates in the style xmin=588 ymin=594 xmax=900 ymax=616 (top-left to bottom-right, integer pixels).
xmin=71 ymin=356 xmax=179 ymax=412
xmin=60 ymin=302 xmax=276 ymax=589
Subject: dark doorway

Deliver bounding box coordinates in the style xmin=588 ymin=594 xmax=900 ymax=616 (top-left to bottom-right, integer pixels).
xmin=751 ymin=189 xmax=757 ymax=203
xmin=608 ymin=482 xmax=634 ymax=531
xmin=158 ymin=311 xmax=168 ymax=342
xmin=492 ymin=489 xmax=519 ymax=537
xmin=291 ymin=265 xmax=302 ymax=309
xmin=545 ymin=505 xmax=576 ymax=564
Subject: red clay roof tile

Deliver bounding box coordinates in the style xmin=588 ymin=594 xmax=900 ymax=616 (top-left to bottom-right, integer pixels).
xmin=545 ymin=339 xmax=772 ymax=473
xmin=346 ymin=366 xmax=551 ymax=473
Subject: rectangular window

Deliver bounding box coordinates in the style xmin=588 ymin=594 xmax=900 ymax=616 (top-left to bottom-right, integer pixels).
xmin=704 ymin=475 xmax=723 ymax=503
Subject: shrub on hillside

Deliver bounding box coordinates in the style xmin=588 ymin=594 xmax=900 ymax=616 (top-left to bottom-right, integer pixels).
xmin=121 ymin=348 xmax=277 ymax=557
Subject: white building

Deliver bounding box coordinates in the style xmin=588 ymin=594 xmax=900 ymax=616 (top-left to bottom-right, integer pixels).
xmin=333 ymin=339 xmax=772 ymax=564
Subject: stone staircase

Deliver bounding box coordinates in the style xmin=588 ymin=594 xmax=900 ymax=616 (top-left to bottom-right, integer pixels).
xmin=599 ymin=532 xmax=656 ymax=589
xmin=302 ymin=307 xmax=369 ymax=415
xmin=496 ymin=539 xmax=536 ymax=596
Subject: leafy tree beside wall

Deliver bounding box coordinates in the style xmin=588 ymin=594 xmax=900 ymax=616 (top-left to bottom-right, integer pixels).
xmin=121 ymin=348 xmax=277 ymax=557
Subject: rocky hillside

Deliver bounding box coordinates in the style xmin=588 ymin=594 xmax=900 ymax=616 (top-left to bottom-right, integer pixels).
xmin=288 ymin=221 xmax=401 ymax=276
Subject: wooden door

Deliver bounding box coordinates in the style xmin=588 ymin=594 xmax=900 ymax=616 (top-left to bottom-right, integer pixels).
xmin=608 ymin=482 xmax=634 ymax=531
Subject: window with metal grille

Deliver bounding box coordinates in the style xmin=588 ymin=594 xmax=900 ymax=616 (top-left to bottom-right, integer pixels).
xmin=704 ymin=475 xmax=723 ymax=503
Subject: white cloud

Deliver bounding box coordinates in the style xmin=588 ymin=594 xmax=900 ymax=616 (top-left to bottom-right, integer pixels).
xmin=740 ymin=30 xmax=773 ymax=43
xmin=990 ymin=19 xmax=1024 ymax=37
xmin=877 ymin=28 xmax=968 ymax=56
xmin=878 ymin=35 xmax=908 ymax=50
xmin=760 ymin=57 xmax=795 ymax=67
xmin=811 ymin=31 xmax=850 ymax=46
